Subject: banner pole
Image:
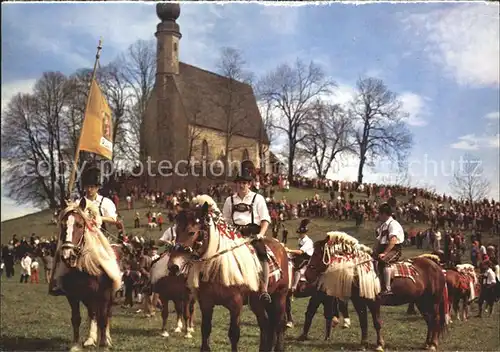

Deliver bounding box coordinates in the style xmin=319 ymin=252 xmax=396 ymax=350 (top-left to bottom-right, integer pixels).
xmin=66 ymin=38 xmax=103 ymax=199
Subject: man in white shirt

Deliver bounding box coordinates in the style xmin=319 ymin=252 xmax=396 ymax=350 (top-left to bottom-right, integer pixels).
xmin=49 ymin=165 xmax=118 ymax=296
xmin=20 ymin=253 xmax=32 ymax=283
xmin=374 ymin=203 xmax=405 ymax=295
xmin=286 ymin=219 xmax=314 ymax=294
xmin=159 ymin=225 xmax=177 ymax=246
xmin=478 ymin=260 xmax=498 ymax=317
xmin=222 ymin=167 xmax=272 ymax=303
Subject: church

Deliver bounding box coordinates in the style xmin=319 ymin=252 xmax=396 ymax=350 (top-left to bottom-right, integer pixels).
xmin=142 ymin=3 xmax=271 ymax=191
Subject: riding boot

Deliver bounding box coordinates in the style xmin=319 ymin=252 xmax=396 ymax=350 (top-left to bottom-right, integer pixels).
xmin=381 ymin=266 xmax=393 ymax=294
xmin=259 ymin=260 xmax=272 ymax=303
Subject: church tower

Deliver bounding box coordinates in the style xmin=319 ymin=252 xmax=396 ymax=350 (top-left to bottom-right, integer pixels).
xmin=155 ymin=3 xmax=181 ymax=75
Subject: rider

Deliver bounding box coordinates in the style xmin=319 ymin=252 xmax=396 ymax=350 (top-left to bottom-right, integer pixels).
xmin=374 ymin=203 xmax=405 ymax=296
xmin=286 ymin=219 xmax=314 ymax=295
xmin=222 ymin=165 xmax=272 ymax=303
xmin=48 ymin=165 xmax=118 ymax=296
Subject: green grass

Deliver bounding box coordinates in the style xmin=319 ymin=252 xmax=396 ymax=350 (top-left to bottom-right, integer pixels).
xmin=1 ymin=187 xmax=499 ymax=351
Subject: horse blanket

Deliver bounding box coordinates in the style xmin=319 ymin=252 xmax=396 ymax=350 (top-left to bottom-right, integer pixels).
xmin=247 ymin=244 xmax=282 ymax=282
xmin=390 ymin=262 xmax=419 ymax=283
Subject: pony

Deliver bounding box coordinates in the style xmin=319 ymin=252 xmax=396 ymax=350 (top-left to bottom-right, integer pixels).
xmin=446 ymin=264 xmax=478 ymax=322
xmin=167 ymin=195 xmax=289 ymax=352
xmin=305 ymin=231 xmax=448 ymax=351
xmin=54 ymin=198 xmax=122 ymax=351
xmin=150 ymin=247 xmax=196 ymax=339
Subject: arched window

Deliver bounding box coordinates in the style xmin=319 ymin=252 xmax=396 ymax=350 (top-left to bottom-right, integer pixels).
xmin=218 ymin=150 xmax=225 ymax=160
xmin=201 ymin=140 xmax=209 ymax=161
xmin=242 ymin=148 xmax=250 ymax=161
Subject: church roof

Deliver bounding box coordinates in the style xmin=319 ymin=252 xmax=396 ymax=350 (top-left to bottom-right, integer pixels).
xmin=175 ymin=62 xmax=270 ymax=145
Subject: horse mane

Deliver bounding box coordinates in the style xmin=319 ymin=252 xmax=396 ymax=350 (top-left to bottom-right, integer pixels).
xmin=186 ymin=195 xmax=261 ymax=291
xmin=416 ymin=253 xmax=441 ymax=264
xmin=151 ymin=252 xmax=171 ymax=285
xmin=191 ymin=194 xmax=221 ymax=212
xmin=59 ymin=200 xmax=122 ymax=292
xmin=318 ymin=231 xmax=380 ymax=300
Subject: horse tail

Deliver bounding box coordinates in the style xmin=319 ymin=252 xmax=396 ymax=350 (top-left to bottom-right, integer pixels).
xmin=438 ymin=279 xmax=449 ymax=337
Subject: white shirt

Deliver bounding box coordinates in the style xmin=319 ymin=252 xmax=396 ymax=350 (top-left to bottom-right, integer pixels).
xmin=21 ymin=256 xmax=32 ymax=275
xmin=160 ymin=225 xmax=177 ymax=243
xmin=298 ymin=235 xmax=314 ymax=256
xmin=376 ymin=217 xmax=405 ymax=245
xmin=484 ymin=268 xmax=497 ymax=285
xmin=86 ymin=195 xmax=117 ymax=222
xmin=31 ymin=260 xmax=39 ymax=270
xmin=480 ymin=245 xmax=487 ymax=255
xmin=222 ymin=191 xmax=271 ymax=226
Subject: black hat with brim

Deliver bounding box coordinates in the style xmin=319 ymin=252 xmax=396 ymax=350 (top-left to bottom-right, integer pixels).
xmin=297 ymin=219 xmax=310 ymax=234
xmin=81 ymin=166 xmax=102 ymax=187
xmin=234 ymin=168 xmax=253 ymax=183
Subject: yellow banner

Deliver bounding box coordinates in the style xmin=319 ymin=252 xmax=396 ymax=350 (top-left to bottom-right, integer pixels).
xmin=79 ymin=79 xmax=113 ymax=160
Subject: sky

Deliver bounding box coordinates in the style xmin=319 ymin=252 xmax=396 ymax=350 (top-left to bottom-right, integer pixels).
xmin=1 ymin=1 xmax=499 ymax=221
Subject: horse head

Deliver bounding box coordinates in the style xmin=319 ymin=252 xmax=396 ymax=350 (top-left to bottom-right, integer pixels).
xmin=304 ymin=236 xmax=330 ymax=284
xmin=58 ymin=198 xmax=102 ymax=269
xmin=168 ymin=198 xmax=213 ymax=276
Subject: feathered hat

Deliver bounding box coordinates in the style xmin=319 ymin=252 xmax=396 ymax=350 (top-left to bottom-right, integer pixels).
xmin=297 ymin=219 xmax=310 ymax=234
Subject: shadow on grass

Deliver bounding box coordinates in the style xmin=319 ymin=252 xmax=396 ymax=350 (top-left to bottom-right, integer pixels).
xmin=112 ymin=326 xmax=160 ymax=337
xmin=0 ymin=336 xmax=68 ymax=351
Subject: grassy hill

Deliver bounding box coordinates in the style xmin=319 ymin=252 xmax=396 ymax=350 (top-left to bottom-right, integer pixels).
xmin=1 ymin=187 xmax=499 ymax=351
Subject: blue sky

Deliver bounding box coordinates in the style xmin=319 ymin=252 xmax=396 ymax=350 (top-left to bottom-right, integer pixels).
xmin=1 ymin=1 xmax=499 ymax=221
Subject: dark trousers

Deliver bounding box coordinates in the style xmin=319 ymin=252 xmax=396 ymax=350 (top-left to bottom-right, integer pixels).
xmin=124 ymin=283 xmax=134 ymax=306
xmin=20 ymin=274 xmax=29 ymax=283
xmin=251 ymin=239 xmax=268 ymax=261
xmin=5 ymin=263 xmax=14 ymax=278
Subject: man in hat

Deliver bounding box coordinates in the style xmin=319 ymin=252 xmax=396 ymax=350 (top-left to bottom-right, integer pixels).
xmin=286 ymin=219 xmax=314 ymax=295
xmin=222 ymin=166 xmax=272 ymax=303
xmin=80 ymin=165 xmax=118 ymax=232
xmin=49 ymin=165 xmax=118 ymax=296
xmin=374 ymin=203 xmax=405 ymax=295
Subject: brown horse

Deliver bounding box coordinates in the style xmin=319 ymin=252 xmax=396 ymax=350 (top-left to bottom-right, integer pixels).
xmin=167 ymin=196 xmax=289 ymax=352
xmin=305 ymin=232 xmax=448 ymax=351
xmin=150 ymin=249 xmax=196 ymax=338
xmin=445 ymin=264 xmax=478 ymax=323
xmin=54 ymin=198 xmax=122 ymax=351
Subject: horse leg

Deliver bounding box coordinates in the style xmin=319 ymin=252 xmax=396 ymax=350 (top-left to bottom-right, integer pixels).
xmin=104 ymin=294 xmax=113 ymax=348
xmin=285 ymin=292 xmax=294 ymax=328
xmin=226 ymin=297 xmax=243 ymax=352
xmin=340 ymin=299 xmax=350 ymax=328
xmin=322 ymin=294 xmax=334 ymax=341
xmin=182 ymin=299 xmax=193 ymax=339
xmin=174 ymin=299 xmax=184 ymax=333
xmin=97 ymin=303 xmax=109 ymax=348
xmin=407 ymin=302 xmax=417 ymax=315
xmin=199 ymin=299 xmax=215 ymax=352
xmin=68 ymin=298 xmax=82 ymax=352
xmin=83 ymin=314 xmax=98 ymax=347
xmin=160 ymin=298 xmax=170 ymax=337
xmin=298 ymin=292 xmax=322 ymax=341
xmin=429 ymin=295 xmax=442 ymax=351
xmin=415 ymin=299 xmax=432 ymax=349
xmin=250 ymin=295 xmax=270 ymax=352
xmin=367 ymin=299 xmax=384 ymax=351
xmin=351 ymin=295 xmax=369 ymax=349
xmin=188 ymin=298 xmax=196 ymax=332
xmin=271 ymin=290 xmax=287 ymax=352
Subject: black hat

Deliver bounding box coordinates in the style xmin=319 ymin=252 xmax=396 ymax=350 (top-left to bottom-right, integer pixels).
xmin=297 ymin=219 xmax=310 ymax=234
xmin=235 ymin=167 xmax=253 ymax=183
xmin=379 ymin=203 xmax=393 ymax=216
xmin=81 ymin=166 xmax=101 ymax=187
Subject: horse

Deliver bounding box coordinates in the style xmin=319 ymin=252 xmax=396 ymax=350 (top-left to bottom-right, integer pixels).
xmin=446 ymin=264 xmax=478 ymax=322
xmin=54 ymin=198 xmax=122 ymax=351
xmin=150 ymin=248 xmax=196 ymax=339
xmin=305 ymin=232 xmax=448 ymax=351
xmin=167 ymin=195 xmax=289 ymax=352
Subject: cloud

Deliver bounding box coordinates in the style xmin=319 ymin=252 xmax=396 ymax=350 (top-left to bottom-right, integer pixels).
xmin=485 ymin=111 xmax=500 ymax=120
xmin=403 ymin=4 xmax=499 ymax=87
xmin=399 ymin=92 xmax=429 ymax=127
xmin=450 ymin=133 xmax=500 ymax=150
xmin=1 ymin=78 xmax=36 ymax=113
xmin=259 ymin=5 xmax=299 ymax=35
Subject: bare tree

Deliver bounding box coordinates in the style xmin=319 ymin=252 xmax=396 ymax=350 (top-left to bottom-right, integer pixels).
xmin=257 ymin=59 xmax=335 ymax=179
xmin=186 ymin=106 xmax=204 ymax=168
xmin=119 ymin=39 xmax=156 ymax=164
xmin=215 ymin=47 xmax=254 ymax=179
xmin=299 ymin=101 xmax=355 ymax=178
xmin=450 ymin=153 xmax=491 ymax=209
xmin=350 ymin=77 xmax=413 ymax=183
xmin=255 ymin=93 xmax=276 ymax=172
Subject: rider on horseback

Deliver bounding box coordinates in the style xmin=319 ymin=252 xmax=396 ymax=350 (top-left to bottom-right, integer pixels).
xmin=374 ymin=203 xmax=405 ymax=296
xmin=222 ymin=165 xmax=272 ymax=303
xmin=49 ymin=165 xmax=118 ymax=296
xmin=286 ymin=219 xmax=314 ymax=295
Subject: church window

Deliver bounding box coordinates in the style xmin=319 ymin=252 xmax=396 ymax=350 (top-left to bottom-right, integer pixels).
xmin=174 ymin=43 xmax=178 ymax=52
xmin=201 ymin=140 xmax=209 ymax=161
xmin=243 ymin=148 xmax=250 ymax=161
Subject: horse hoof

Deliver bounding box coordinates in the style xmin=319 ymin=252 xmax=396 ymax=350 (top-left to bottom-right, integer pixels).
xmin=184 ymin=333 xmax=193 ymax=339
xmin=83 ymin=339 xmax=96 ymax=348
xmin=286 ymin=322 xmax=294 ymax=328
xmin=174 ymin=327 xmax=182 ymax=333
xmin=188 ymin=327 xmax=195 ymax=333
xmin=375 ymin=346 xmax=384 ymax=352
xmin=429 ymin=346 xmax=437 ymax=351
xmin=161 ymin=331 xmax=170 ymax=338
xmin=69 ymin=344 xmax=82 ymax=352
xmin=297 ymin=334 xmax=308 ymax=342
